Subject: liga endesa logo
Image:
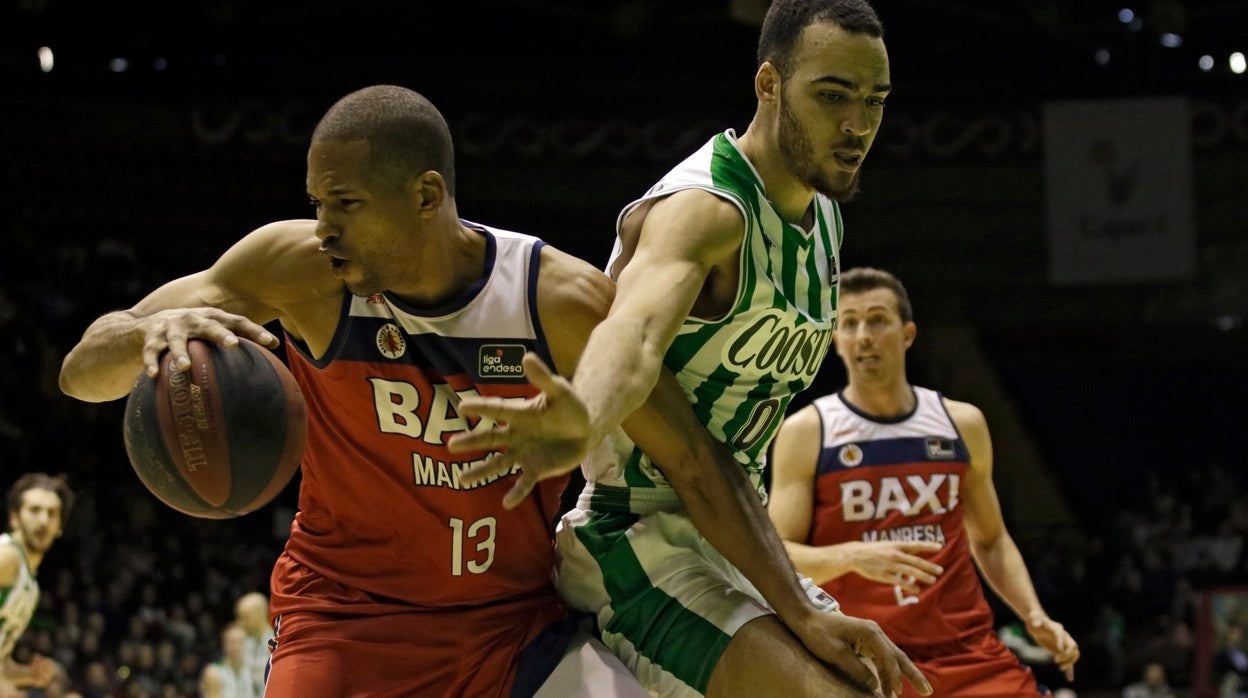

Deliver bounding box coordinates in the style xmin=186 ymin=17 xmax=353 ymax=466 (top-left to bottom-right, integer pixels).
xmin=478 ymin=345 xmax=527 ymax=379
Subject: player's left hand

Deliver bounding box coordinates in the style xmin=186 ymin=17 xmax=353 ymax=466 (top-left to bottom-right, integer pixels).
xmin=1026 ymin=612 xmax=1079 ymax=681
xmin=448 ymin=352 xmax=592 ymax=509
xmin=794 ymin=611 xmax=931 ymax=697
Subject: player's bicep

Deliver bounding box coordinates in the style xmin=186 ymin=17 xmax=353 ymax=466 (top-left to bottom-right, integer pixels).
xmin=947 ymin=399 xmax=1007 ymax=547
xmin=535 ymin=247 xmax=614 ymax=378
xmin=130 ymin=220 xmax=323 ymax=325
xmin=611 ymin=190 xmax=743 ymax=348
xmin=767 ymin=407 xmax=821 ymax=542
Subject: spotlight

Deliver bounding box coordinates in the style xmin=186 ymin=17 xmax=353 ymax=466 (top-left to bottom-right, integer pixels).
xmin=37 ymin=46 xmax=53 ymax=73
xmin=1199 ymin=55 xmax=1214 ymax=71
xmin=1232 ymin=52 xmax=1246 ymax=74
xmin=1118 ymin=8 xmax=1135 ymax=23
xmin=1159 ymin=33 xmax=1182 ymax=48
xmin=109 ymin=57 xmax=128 ymax=73
xmin=1095 ymin=48 xmax=1111 ymax=66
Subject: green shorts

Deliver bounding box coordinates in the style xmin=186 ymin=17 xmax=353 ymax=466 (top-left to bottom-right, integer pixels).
xmin=554 ymin=507 xmax=840 ymax=697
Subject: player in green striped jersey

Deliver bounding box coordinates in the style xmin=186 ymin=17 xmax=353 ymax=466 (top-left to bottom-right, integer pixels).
xmin=453 ymin=1 xmax=929 ymax=696
xmin=1 ymin=473 xmax=72 ymax=697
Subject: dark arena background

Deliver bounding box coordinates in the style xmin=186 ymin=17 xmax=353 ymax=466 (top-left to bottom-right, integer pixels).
xmin=3 ymin=1 xmax=1247 ymax=695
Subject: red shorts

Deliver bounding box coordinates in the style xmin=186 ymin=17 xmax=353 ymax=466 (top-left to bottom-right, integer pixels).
xmin=266 ymin=556 xmax=565 ymax=698
xmin=899 ymin=632 xmax=1042 ymax=697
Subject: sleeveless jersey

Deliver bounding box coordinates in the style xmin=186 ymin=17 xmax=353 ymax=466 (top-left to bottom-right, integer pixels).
xmin=274 ymin=224 xmax=568 ymax=613
xmin=584 ymin=129 xmax=842 ymax=513
xmin=0 ymin=533 xmax=38 ymax=659
xmin=809 ymin=387 xmax=998 ymax=650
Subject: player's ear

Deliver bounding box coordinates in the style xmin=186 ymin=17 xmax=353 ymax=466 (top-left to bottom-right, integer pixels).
xmin=413 ymin=171 xmax=448 ymax=217
xmin=903 ymin=321 xmax=917 ymax=348
xmin=755 ymin=62 xmax=781 ymax=105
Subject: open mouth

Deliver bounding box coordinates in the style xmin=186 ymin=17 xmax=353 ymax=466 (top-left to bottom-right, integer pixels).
xmin=834 ymin=152 xmax=862 ymax=169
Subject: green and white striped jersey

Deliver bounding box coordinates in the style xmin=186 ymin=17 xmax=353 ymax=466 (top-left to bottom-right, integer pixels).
xmin=0 ymin=533 xmax=39 ymax=660
xmin=583 ymin=129 xmax=842 ymax=514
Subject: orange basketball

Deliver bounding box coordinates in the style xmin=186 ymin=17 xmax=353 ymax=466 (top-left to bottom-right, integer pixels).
xmin=123 ymin=337 xmax=306 ymax=519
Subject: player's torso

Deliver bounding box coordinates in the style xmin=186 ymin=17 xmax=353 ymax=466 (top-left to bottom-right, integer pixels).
xmin=810 ymin=387 xmax=995 ymax=646
xmin=591 ymin=131 xmax=842 ymax=507
xmin=280 ymin=225 xmax=567 ymax=607
xmin=0 ymin=533 xmax=39 ymax=659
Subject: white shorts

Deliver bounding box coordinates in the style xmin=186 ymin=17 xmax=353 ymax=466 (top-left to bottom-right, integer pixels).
xmin=554 ymin=507 xmax=839 ymax=697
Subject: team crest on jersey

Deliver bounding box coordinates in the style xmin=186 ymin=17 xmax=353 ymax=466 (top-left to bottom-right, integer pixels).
xmin=838 ymin=444 xmax=864 ymax=467
xmin=479 ymin=344 xmax=526 ymax=379
xmin=376 ymin=323 xmax=406 ymax=359
xmin=926 ymin=438 xmax=956 ymax=460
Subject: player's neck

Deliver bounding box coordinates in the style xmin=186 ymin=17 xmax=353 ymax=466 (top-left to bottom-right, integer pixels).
xmin=10 ymin=531 xmax=44 ymax=571
xmin=736 ymin=125 xmax=816 ymax=225
xmin=842 ymin=379 xmax=914 ymax=419
xmin=388 ymin=220 xmax=487 ymax=308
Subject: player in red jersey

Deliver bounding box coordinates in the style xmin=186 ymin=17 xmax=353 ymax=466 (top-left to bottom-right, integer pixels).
xmin=768 ymin=267 xmax=1081 ymax=696
xmin=59 ymin=85 xmax=669 ymax=698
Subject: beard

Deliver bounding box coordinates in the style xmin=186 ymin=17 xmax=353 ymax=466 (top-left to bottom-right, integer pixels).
xmin=16 ymin=522 xmax=55 ymax=554
xmin=778 ymin=94 xmax=862 ymax=203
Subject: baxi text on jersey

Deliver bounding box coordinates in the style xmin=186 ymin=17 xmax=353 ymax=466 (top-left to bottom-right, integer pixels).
xmin=840 ymin=473 xmax=961 ymax=522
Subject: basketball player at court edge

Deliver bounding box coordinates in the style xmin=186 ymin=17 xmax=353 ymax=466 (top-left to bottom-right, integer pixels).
xmin=449 ymin=0 xmax=930 ymax=695
xmin=768 ymin=268 xmax=1080 ymax=695
xmin=1 ymin=473 xmax=72 ymax=696
xmin=58 ymin=83 xmax=919 ymax=695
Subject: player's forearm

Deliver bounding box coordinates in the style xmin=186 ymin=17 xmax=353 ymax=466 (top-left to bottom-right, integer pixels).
xmin=571 ymin=314 xmax=666 ymax=445
xmin=667 ymin=445 xmax=824 ymax=626
xmin=781 ymin=540 xmax=855 ymax=587
xmin=59 ymin=310 xmax=149 ymax=403
xmin=971 ymin=534 xmax=1045 ymax=621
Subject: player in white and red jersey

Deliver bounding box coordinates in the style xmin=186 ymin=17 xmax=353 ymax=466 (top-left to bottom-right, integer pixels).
xmin=769 ymin=267 xmax=1081 ymax=696
xmin=60 ymin=85 xmax=665 ymax=698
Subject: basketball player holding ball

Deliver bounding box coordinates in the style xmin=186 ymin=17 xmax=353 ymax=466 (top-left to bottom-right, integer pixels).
xmin=59 ymin=85 xmax=642 ymax=698
xmin=58 ymin=85 xmax=918 ymax=697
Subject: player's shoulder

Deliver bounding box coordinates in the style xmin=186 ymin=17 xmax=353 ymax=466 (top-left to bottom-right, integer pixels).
xmin=940 ymin=396 xmax=985 ymax=424
xmin=650 ymin=188 xmax=745 ymax=234
xmin=782 ymin=402 xmax=822 ymax=430
xmin=535 ymin=244 xmax=614 ymax=315
xmin=0 ymin=542 xmax=20 ymax=586
xmin=244 ymin=219 xmax=320 ymax=252
xmin=941 ymin=396 xmax=990 ymax=445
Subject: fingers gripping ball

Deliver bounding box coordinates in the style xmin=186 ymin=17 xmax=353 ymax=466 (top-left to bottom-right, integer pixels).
xmin=123 ymin=338 xmax=307 ymax=519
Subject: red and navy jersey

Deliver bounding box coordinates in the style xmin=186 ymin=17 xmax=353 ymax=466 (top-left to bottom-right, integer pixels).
xmin=273 ymin=224 xmax=568 ymax=614
xmin=810 ymin=387 xmax=994 ymax=649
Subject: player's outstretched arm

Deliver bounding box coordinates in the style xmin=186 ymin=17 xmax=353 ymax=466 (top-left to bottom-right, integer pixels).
xmin=769 ymin=406 xmax=944 ymax=590
xmin=950 ymin=398 xmax=1080 ymax=681
xmin=59 ymin=220 xmax=324 ymax=403
xmin=451 ymin=191 xmax=741 ymax=500
xmin=622 ymin=367 xmax=932 ymax=697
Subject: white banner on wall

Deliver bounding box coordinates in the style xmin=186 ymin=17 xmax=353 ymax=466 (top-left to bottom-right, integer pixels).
xmin=1042 ymin=96 xmax=1196 ymax=285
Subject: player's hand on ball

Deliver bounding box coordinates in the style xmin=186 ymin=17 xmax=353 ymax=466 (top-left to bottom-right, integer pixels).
xmin=135 ymin=307 xmax=278 ymax=377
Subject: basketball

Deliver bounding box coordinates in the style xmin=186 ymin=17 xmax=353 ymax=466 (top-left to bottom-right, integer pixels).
xmin=122 ymin=337 xmax=307 ymax=519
